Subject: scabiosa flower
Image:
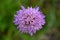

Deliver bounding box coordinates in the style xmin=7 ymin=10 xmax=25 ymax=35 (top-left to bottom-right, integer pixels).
xmin=13 ymin=6 xmax=45 ymax=36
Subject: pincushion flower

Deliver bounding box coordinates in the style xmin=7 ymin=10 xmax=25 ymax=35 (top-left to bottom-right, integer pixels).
xmin=13 ymin=6 xmax=45 ymax=36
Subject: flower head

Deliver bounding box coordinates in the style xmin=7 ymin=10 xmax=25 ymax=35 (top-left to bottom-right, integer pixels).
xmin=14 ymin=6 xmax=45 ymax=36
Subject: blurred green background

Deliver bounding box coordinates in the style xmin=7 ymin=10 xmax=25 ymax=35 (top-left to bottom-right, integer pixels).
xmin=0 ymin=0 xmax=60 ymax=40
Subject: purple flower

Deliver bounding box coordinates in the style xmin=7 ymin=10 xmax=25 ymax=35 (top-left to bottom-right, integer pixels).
xmin=13 ymin=6 xmax=45 ymax=36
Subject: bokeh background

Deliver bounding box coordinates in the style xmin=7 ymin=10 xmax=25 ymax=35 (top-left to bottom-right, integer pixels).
xmin=0 ymin=0 xmax=60 ymax=40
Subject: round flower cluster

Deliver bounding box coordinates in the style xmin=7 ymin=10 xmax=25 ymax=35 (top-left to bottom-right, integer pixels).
xmin=14 ymin=6 xmax=45 ymax=36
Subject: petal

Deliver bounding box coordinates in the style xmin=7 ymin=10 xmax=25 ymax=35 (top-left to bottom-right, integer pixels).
xmin=21 ymin=6 xmax=25 ymax=10
xmin=35 ymin=7 xmax=39 ymax=11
